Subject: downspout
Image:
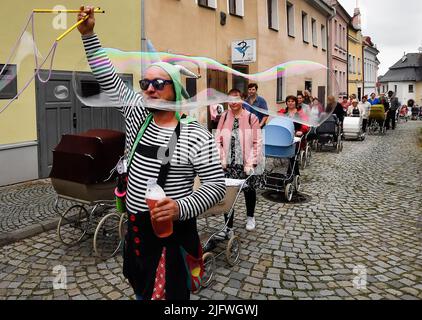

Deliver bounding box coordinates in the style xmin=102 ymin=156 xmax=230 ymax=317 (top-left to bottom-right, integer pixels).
xmin=141 ymin=0 xmax=147 ymax=75
xmin=327 ymin=7 xmax=336 ymax=97
xmin=347 ymin=27 xmax=349 ymax=97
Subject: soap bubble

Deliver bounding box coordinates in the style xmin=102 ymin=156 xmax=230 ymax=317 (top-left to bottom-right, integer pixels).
xmin=71 ymin=47 xmax=340 ymax=128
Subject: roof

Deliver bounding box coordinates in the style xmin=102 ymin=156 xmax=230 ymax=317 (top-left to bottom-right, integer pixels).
xmin=379 ymin=53 xmax=422 ymax=82
xmin=306 ymin=0 xmax=336 ymax=17
xmin=323 ymin=0 xmax=352 ymax=21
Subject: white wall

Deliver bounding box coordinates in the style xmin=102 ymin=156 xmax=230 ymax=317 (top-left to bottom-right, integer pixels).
xmin=384 ymin=82 xmax=416 ymax=105
xmin=0 ymin=142 xmax=38 ymax=186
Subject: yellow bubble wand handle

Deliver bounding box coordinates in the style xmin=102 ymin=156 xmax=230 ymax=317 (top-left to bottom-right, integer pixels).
xmin=32 ymin=8 xmax=105 ymax=42
xmin=33 ymin=8 xmax=105 ymax=13
xmin=55 ymin=15 xmax=89 ymax=42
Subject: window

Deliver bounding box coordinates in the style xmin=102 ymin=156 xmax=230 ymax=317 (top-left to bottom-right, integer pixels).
xmin=0 ymin=64 xmax=17 ymax=99
xmin=353 ymin=56 xmax=356 ymax=74
xmin=186 ymin=78 xmax=197 ymax=98
xmin=197 ymin=0 xmax=216 ymax=9
xmin=276 ymin=68 xmax=284 ymax=102
xmin=311 ymin=19 xmax=317 ymax=47
xmin=286 ymin=2 xmax=295 ymax=37
xmin=302 ymin=12 xmax=309 ymax=43
xmin=334 ymin=20 xmax=338 ymax=46
xmin=409 ymin=84 xmax=414 ymax=93
xmin=394 ymin=85 xmax=397 ymax=93
xmin=348 ymin=54 xmax=352 ymax=73
xmin=229 ymin=0 xmax=244 ymax=17
xmin=232 ymin=64 xmax=249 ymax=95
xmin=358 ymin=58 xmax=361 ymax=74
xmin=267 ymin=0 xmax=279 ymax=30
xmin=321 ymin=25 xmax=326 ymax=50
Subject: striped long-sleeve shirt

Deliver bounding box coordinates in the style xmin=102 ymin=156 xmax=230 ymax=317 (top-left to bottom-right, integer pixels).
xmin=82 ymin=34 xmax=226 ymax=220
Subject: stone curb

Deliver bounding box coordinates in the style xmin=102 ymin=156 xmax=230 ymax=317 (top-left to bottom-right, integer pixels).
xmin=0 ymin=217 xmax=60 ymax=246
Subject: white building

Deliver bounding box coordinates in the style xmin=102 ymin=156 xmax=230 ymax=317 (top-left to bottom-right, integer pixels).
xmin=379 ymin=52 xmax=422 ymax=106
xmin=363 ymin=36 xmax=380 ymax=96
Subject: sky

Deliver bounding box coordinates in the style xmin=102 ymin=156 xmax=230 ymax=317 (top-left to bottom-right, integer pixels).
xmin=339 ymin=0 xmax=422 ymax=75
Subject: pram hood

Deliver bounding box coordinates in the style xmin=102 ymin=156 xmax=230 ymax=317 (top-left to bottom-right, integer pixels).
xmin=264 ymin=117 xmax=295 ymax=147
xmin=264 ymin=117 xmax=296 ymax=158
xmin=50 ymin=129 xmax=125 ymax=184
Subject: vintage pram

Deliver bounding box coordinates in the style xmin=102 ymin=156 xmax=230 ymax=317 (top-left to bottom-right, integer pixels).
xmin=262 ymin=117 xmax=302 ymax=202
xmin=314 ymin=114 xmax=343 ymax=153
xmin=50 ymin=129 xmax=126 ymax=259
xmin=193 ymin=175 xmax=253 ymax=289
xmin=368 ymin=104 xmax=386 ymax=135
xmin=298 ymin=129 xmax=313 ymax=170
xmin=343 ymin=112 xmax=365 ymax=141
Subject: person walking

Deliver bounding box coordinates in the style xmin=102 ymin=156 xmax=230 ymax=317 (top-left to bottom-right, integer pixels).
xmin=77 ymin=6 xmax=225 ymax=300
xmin=244 ymin=83 xmax=269 ymax=129
xmin=215 ymin=88 xmax=262 ymax=234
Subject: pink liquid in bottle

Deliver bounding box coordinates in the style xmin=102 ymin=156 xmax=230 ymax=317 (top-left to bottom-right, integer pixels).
xmin=146 ymin=179 xmax=173 ymax=238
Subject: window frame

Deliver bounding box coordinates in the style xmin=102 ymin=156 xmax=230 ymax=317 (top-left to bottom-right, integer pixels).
xmin=228 ymin=0 xmax=244 ymax=17
xmin=302 ymin=11 xmax=309 ymax=44
xmin=409 ymin=84 xmax=414 ymax=93
xmin=267 ymin=0 xmax=279 ymax=31
xmin=321 ymin=24 xmax=327 ymax=51
xmin=276 ymin=68 xmax=285 ymax=103
xmin=286 ymin=2 xmax=295 ymax=38
xmin=311 ymin=18 xmax=317 ymax=47
xmin=197 ymin=0 xmax=217 ymax=10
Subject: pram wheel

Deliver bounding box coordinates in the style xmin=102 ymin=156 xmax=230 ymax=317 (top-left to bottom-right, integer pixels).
xmin=284 ymin=183 xmax=294 ymax=202
xmin=305 ymin=145 xmax=311 ymax=166
xmin=201 ymin=252 xmax=216 ymax=288
xmin=93 ymin=212 xmax=121 ymax=259
xmin=226 ymin=235 xmax=241 ymax=266
xmin=57 ymin=205 xmax=89 ymax=245
xmin=294 ymin=175 xmax=301 ymax=193
xmin=119 ymin=212 xmax=128 ymax=240
xmin=300 ymin=151 xmax=307 ymax=170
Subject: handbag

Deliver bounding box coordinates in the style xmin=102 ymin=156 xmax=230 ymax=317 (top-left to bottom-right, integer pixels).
xmin=179 ymin=245 xmax=205 ymax=292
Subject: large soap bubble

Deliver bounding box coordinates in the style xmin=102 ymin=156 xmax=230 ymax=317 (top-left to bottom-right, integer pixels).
xmin=71 ymin=47 xmax=340 ymax=128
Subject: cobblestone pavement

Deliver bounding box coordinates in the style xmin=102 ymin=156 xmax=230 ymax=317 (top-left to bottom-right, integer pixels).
xmin=0 ymin=121 xmax=421 ymax=300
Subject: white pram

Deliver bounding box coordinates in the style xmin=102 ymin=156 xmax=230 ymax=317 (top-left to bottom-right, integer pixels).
xmin=343 ymin=115 xmax=365 ymax=141
xmin=194 ymin=175 xmax=253 ymax=290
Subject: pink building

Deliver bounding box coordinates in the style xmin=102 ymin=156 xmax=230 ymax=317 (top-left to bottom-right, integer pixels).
xmin=326 ymin=0 xmax=351 ymax=98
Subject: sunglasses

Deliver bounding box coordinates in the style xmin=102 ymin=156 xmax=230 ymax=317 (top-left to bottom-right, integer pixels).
xmin=139 ymin=78 xmax=173 ymax=91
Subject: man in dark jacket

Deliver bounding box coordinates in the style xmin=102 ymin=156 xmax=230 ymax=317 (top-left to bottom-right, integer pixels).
xmin=386 ymin=91 xmax=399 ymax=130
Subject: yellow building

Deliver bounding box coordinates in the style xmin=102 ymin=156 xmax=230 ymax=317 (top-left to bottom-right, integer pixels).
xmin=347 ymin=7 xmax=364 ymax=100
xmin=0 ymin=0 xmax=141 ymax=185
xmin=0 ymin=0 xmax=334 ymax=185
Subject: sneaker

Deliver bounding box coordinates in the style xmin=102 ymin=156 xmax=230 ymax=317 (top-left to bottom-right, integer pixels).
xmin=246 ymin=217 xmax=256 ymax=231
xmin=215 ymin=227 xmax=233 ymax=240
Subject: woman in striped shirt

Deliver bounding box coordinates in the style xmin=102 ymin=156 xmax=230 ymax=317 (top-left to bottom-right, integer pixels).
xmin=78 ymin=6 xmax=225 ymax=300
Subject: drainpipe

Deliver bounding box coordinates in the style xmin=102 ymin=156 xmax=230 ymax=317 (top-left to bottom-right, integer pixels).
xmin=327 ymin=7 xmax=336 ymax=97
xmin=141 ymin=0 xmax=147 ymax=75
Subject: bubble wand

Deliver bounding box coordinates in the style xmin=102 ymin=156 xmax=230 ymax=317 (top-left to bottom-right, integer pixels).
xmin=0 ymin=8 xmax=106 ymax=114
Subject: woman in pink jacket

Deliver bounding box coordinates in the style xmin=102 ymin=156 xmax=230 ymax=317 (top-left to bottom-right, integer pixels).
xmin=215 ymin=88 xmax=263 ymax=237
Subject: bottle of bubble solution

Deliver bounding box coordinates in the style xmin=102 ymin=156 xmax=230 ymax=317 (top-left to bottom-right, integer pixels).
xmin=115 ymin=175 xmax=127 ymax=213
xmin=145 ymin=178 xmax=173 ymax=238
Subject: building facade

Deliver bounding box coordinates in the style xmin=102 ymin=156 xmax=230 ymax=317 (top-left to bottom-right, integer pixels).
xmin=325 ymin=0 xmax=351 ymax=98
xmin=348 ymin=7 xmax=364 ymax=100
xmin=363 ymin=36 xmax=380 ymax=96
xmin=379 ymin=52 xmax=422 ymax=106
xmin=147 ymin=0 xmax=334 ymax=117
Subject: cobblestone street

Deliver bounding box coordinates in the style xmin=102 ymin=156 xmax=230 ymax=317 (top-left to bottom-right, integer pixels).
xmin=0 ymin=121 xmax=421 ymax=300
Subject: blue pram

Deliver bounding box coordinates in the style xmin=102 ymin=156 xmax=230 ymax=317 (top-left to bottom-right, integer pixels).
xmin=263 ymin=117 xmax=302 ymax=202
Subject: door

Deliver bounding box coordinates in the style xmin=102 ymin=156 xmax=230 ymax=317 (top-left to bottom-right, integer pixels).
xmin=207 ymin=69 xmax=228 ymax=131
xmin=318 ymin=86 xmax=326 ymax=108
xmin=36 ymin=70 xmax=130 ymax=178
